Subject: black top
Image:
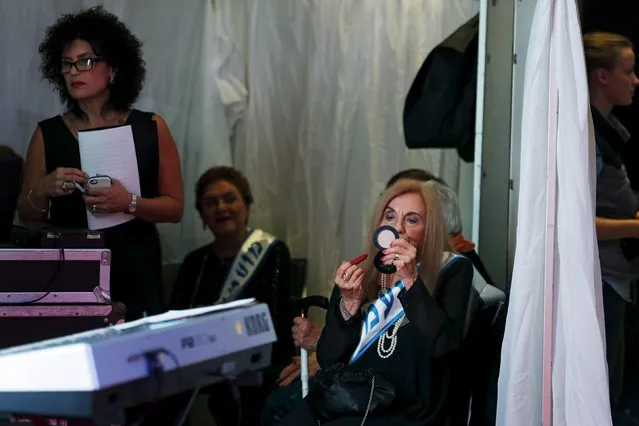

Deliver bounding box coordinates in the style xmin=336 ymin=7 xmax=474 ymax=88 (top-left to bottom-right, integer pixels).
xmin=314 ymin=257 xmax=474 ymax=426
xmin=169 ymin=239 xmax=295 ymax=382
xmin=39 ymin=110 xmax=164 ymax=320
xmin=592 ymin=107 xmax=639 ymax=298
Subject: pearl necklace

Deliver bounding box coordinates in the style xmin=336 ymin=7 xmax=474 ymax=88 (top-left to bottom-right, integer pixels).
xmin=377 ymin=316 xmax=407 ymax=359
xmin=376 ymin=273 xmax=407 ymax=359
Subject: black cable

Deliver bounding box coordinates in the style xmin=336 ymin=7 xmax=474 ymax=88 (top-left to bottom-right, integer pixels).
xmin=204 ymin=371 xmax=243 ymax=426
xmin=0 ymin=228 xmax=64 ymax=305
xmin=229 ymin=379 xmax=242 ymax=426
xmin=174 ymin=381 xmax=204 ymax=426
xmin=126 ymin=348 xmax=180 ymax=426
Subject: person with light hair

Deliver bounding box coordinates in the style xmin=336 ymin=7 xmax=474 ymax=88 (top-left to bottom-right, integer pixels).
xmin=388 ymin=169 xmax=493 ymax=283
xmin=278 ymin=181 xmax=473 ymax=425
xmin=585 ymin=31 xmax=639 ymax=415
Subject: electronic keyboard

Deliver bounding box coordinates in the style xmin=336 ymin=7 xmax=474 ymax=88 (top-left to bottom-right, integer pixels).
xmin=0 ymin=299 xmax=276 ymax=423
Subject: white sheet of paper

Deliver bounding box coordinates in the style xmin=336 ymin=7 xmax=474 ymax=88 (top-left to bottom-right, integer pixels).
xmin=78 ymin=125 xmax=141 ymax=230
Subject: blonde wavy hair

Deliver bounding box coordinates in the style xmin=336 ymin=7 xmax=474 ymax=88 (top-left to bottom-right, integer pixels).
xmin=360 ymin=181 xmax=449 ymax=302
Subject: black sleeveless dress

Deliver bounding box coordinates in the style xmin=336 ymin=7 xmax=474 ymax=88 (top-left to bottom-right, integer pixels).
xmin=39 ymin=110 xmax=164 ymax=320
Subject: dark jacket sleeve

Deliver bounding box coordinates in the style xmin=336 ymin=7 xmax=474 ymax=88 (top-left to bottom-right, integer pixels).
xmin=399 ymin=257 xmax=473 ymax=357
xmin=316 ymin=286 xmax=362 ymax=368
xmin=168 ymin=248 xmax=204 ymax=310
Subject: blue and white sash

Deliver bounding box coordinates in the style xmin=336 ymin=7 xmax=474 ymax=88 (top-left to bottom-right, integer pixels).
xmin=215 ymin=229 xmax=278 ymax=304
xmin=348 ymin=252 xmax=465 ymax=363
xmin=349 ymin=280 xmax=406 ymax=364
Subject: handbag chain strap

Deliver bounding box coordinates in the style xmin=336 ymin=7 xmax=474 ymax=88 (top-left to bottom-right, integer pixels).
xmin=359 ymin=375 xmax=376 ymax=426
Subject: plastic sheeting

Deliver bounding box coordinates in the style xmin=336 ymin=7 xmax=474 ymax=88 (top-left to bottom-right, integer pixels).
xmin=0 ymin=0 xmax=237 ymax=263
xmin=497 ymin=0 xmax=611 ymax=424
xmin=222 ymin=0 xmax=477 ymax=298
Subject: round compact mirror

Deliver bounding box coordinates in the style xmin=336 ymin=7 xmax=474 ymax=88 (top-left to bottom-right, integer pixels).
xmin=372 ymin=225 xmax=400 ymax=274
xmin=373 ymin=225 xmax=399 ymax=251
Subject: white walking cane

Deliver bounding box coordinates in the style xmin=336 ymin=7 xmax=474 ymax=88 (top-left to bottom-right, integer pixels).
xmin=300 ymin=312 xmax=310 ymax=398
xmin=291 ymin=295 xmax=329 ymax=398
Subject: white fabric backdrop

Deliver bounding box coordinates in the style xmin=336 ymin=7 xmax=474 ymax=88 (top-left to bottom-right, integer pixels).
xmin=496 ymin=0 xmax=611 ymax=424
xmin=0 ymin=0 xmax=476 ymax=301
xmin=221 ymin=0 xmax=477 ymax=298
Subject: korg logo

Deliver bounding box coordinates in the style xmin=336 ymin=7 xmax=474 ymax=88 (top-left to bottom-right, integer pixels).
xmin=244 ymin=312 xmax=270 ymax=336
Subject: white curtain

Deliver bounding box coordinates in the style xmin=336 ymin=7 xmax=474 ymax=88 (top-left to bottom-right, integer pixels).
xmin=0 ymin=0 xmax=476 ymax=302
xmin=497 ymin=0 xmax=611 ymax=424
xmin=222 ymin=0 xmax=477 ymax=299
xmin=0 ymin=0 xmax=236 ymax=263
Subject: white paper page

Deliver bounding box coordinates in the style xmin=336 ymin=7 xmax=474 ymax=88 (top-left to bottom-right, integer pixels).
xmin=78 ymin=125 xmax=141 ymax=230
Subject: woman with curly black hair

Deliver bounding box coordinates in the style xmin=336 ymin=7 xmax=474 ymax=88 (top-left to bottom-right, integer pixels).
xmin=17 ymin=6 xmax=184 ymax=320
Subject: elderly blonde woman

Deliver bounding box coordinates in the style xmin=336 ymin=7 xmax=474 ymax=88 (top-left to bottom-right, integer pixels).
xmin=266 ymin=169 xmax=503 ymax=426
xmin=279 ymin=181 xmax=473 ymax=425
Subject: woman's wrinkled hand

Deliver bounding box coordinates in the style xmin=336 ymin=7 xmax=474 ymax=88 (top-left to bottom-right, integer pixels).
xmin=291 ymin=316 xmax=323 ymax=352
xmin=381 ymin=238 xmax=418 ymax=289
xmin=334 ymin=261 xmax=365 ymax=315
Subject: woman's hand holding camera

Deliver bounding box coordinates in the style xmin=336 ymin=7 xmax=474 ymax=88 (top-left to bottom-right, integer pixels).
xmin=35 ymin=167 xmax=86 ymax=198
xmin=381 ymin=238 xmax=418 ymax=290
xmin=335 ymin=261 xmax=365 ymax=316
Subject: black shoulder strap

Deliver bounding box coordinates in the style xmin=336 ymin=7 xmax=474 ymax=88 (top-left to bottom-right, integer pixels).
xmin=128 ymin=109 xmax=155 ymax=123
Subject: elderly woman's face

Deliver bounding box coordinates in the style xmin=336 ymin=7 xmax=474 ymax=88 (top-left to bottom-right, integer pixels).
xmin=62 ymin=39 xmax=112 ymax=102
xmin=200 ymin=180 xmax=249 ymax=237
xmin=379 ymin=192 xmax=425 ymax=248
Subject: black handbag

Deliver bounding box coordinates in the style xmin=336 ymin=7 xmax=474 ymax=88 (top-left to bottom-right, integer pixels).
xmin=306 ymin=364 xmax=396 ymax=424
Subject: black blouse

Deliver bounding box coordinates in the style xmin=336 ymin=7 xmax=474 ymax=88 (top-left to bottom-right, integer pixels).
xmin=38 ymin=110 xmax=163 ymax=320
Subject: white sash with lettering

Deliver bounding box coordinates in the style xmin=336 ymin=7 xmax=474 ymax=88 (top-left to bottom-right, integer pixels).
xmin=349 ymin=280 xmax=406 ymax=364
xmin=215 ymin=228 xmax=278 ymax=304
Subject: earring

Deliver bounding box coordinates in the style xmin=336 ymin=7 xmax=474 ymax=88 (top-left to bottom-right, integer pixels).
xmin=109 ymin=75 xmax=115 ymax=84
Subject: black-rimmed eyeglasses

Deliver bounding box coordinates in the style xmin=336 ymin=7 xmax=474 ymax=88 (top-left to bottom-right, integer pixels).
xmin=61 ymin=57 xmax=103 ymax=74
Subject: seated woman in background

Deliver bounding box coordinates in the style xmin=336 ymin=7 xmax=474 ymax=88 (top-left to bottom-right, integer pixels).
xmin=280 ymin=181 xmax=473 ymax=425
xmin=169 ymin=165 xmax=295 ymax=426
